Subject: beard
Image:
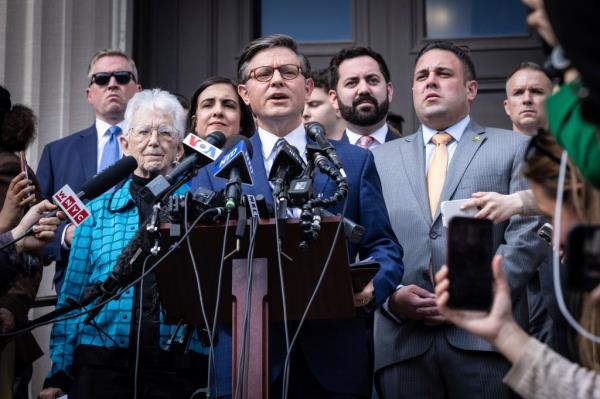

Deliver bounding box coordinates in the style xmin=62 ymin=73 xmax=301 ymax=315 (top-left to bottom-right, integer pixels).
xmin=338 ymin=94 xmax=389 ymax=127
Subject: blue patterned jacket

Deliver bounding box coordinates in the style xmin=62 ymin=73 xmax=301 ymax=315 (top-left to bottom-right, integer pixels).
xmin=48 ymin=179 xmax=208 ymax=380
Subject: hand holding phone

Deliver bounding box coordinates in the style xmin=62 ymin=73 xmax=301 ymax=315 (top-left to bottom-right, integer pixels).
xmin=447 ymin=217 xmax=494 ymax=310
xmin=19 ymin=151 xmax=34 ymax=209
xmin=441 ymin=199 xmax=477 ymax=227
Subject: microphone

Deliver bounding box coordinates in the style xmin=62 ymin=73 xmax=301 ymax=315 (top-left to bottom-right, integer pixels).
xmin=213 ymin=136 xmax=254 ymax=211
xmin=305 ymin=121 xmax=346 ymax=178
xmin=24 ymin=156 xmax=138 ymax=236
xmin=80 ymin=156 xmax=138 ymax=200
xmin=83 ymin=217 xmax=153 ymax=324
xmin=268 ymin=141 xmax=306 ymax=198
xmin=142 ymin=131 xmax=227 ymax=201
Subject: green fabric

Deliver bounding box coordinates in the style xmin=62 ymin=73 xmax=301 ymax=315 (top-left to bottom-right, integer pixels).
xmin=546 ymin=79 xmax=600 ymax=187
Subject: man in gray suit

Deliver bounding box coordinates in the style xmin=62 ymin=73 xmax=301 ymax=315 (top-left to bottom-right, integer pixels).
xmin=372 ymin=41 xmax=547 ymax=398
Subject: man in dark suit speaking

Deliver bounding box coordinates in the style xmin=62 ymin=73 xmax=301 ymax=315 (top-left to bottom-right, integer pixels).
xmin=36 ymin=49 xmax=141 ymax=290
xmin=191 ymin=34 xmax=404 ymax=398
xmin=372 ymin=41 xmax=547 ymax=398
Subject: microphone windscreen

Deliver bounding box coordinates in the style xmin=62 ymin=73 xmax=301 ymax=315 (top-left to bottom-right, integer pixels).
xmin=184 ymin=131 xmax=227 ymax=156
xmin=305 ymin=121 xmax=327 ymax=141
xmin=223 ymin=135 xmax=254 ymax=158
xmin=205 ymin=131 xmax=227 ymax=147
xmin=80 ymin=156 xmax=138 ymax=200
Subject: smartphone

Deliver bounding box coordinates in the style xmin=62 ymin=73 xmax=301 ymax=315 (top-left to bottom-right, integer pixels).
xmin=441 ymin=199 xmax=477 ymax=228
xmin=19 ymin=151 xmax=29 ymax=180
xmin=566 ymin=224 xmax=600 ymax=292
xmin=19 ymin=151 xmax=34 ymax=209
xmin=447 ymin=217 xmax=494 ymax=310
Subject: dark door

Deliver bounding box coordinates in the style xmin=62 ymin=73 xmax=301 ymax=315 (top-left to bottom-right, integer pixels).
xmin=133 ymin=0 xmax=546 ymax=132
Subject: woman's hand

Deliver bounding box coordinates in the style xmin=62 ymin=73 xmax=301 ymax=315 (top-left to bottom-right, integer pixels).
xmin=38 ymin=387 xmax=64 ymax=399
xmin=0 ymin=172 xmax=36 ymax=232
xmin=522 ymin=0 xmax=559 ymax=47
xmin=12 ymin=200 xmax=64 ymax=253
xmin=435 ymin=255 xmax=531 ymax=362
xmin=460 ymin=192 xmax=523 ymax=224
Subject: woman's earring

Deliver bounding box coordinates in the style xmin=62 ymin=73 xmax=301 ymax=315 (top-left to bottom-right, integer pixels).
xmin=190 ymin=115 xmax=197 ymax=132
xmin=172 ymin=156 xmax=180 ymax=167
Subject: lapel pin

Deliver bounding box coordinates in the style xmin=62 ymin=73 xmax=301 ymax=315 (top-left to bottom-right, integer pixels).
xmin=472 ymin=135 xmax=481 ymax=142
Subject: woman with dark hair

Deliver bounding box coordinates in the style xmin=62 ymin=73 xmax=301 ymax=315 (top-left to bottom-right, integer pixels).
xmin=187 ymin=76 xmax=255 ymax=138
xmin=0 ymin=86 xmax=40 ymax=209
xmin=0 ymin=85 xmax=45 ymax=399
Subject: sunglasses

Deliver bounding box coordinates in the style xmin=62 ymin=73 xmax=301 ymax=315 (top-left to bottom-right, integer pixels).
xmin=525 ymin=129 xmax=561 ymax=164
xmin=90 ymin=71 xmax=136 ymax=86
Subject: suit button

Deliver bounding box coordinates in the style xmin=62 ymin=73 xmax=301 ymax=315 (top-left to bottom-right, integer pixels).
xmin=429 ymin=231 xmax=438 ymax=239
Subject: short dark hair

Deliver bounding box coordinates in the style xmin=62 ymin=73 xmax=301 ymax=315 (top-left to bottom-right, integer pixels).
xmin=0 ymin=104 xmax=37 ymax=152
xmin=237 ymin=34 xmax=311 ymax=83
xmin=187 ymin=76 xmax=255 ymax=137
xmin=310 ymin=68 xmax=332 ymax=92
xmin=329 ymin=46 xmax=391 ymax=90
xmin=505 ymin=62 xmax=551 ymax=93
xmin=415 ymin=41 xmax=476 ymax=81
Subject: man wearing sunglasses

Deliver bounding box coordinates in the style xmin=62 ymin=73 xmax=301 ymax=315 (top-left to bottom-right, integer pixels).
xmin=190 ymin=34 xmax=404 ymax=398
xmin=36 ymin=49 xmax=141 ymax=291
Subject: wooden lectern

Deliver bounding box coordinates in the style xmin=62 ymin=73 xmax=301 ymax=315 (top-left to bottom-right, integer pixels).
xmin=155 ymin=217 xmax=369 ymax=399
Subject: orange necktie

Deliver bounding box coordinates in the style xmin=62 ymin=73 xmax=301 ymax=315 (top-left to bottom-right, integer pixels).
xmin=427 ymin=132 xmax=452 ymax=217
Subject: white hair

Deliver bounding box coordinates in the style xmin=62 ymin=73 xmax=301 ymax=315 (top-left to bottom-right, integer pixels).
xmin=122 ymin=89 xmax=186 ymax=140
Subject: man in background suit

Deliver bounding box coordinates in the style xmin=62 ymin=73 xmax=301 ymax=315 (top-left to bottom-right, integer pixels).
xmin=191 ymin=34 xmax=404 ymax=398
xmin=372 ymin=41 xmax=547 ymax=398
xmin=328 ymin=46 xmax=400 ymax=150
xmin=36 ymin=49 xmax=141 ymax=291
xmin=302 ymin=68 xmax=346 ymax=140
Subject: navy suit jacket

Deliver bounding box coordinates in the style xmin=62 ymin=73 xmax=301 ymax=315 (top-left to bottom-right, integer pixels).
xmin=189 ymin=131 xmax=404 ymax=396
xmin=37 ymin=125 xmax=98 ymax=289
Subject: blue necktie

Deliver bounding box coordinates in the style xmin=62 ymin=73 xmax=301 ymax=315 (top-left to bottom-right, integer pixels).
xmin=99 ymin=126 xmax=122 ymax=172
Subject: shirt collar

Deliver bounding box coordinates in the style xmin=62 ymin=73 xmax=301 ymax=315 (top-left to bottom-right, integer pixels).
xmin=345 ymin=124 xmax=389 ymax=145
xmin=258 ymin=123 xmax=307 ymax=161
xmin=95 ymin=118 xmax=124 ymax=138
xmin=421 ymin=115 xmax=470 ymax=146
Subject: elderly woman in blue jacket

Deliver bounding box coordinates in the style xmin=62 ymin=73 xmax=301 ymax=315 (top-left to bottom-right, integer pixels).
xmin=41 ymin=89 xmax=209 ymax=399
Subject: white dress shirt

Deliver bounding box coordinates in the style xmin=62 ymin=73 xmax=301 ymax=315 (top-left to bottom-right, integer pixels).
xmin=258 ymin=123 xmax=307 ymax=177
xmin=345 ymin=124 xmax=389 ymax=150
xmin=258 ymin=123 xmax=307 ymax=218
xmin=421 ymin=115 xmax=470 ymax=173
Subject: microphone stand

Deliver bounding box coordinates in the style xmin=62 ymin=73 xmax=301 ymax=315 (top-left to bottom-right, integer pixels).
xmin=298 ymin=147 xmax=348 ymax=248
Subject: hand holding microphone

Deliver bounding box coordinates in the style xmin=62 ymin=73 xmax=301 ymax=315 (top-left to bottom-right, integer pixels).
xmin=11 ymin=200 xmax=65 ymax=253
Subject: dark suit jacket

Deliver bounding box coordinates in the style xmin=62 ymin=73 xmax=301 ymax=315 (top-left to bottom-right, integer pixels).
xmin=189 ymin=131 xmax=404 ymax=396
xmin=36 ymin=125 xmax=98 ymax=289
xmin=372 ymin=120 xmax=547 ymax=372
xmin=339 ymin=125 xmax=401 ymax=145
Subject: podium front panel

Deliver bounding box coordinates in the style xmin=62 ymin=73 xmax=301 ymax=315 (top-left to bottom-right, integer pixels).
xmin=155 ymin=218 xmax=356 ymax=325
